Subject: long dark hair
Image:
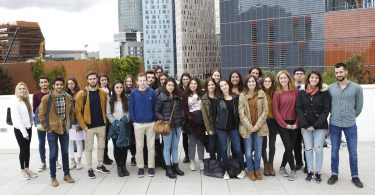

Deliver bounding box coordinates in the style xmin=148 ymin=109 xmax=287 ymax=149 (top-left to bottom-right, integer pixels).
xmin=158 ymin=73 xmax=169 ymax=87
xmin=66 ymin=77 xmax=80 ymax=95
xmin=124 ymin=75 xmax=135 ymax=94
xmin=228 ymin=71 xmax=244 ymax=92
xmin=217 ymin=79 xmax=232 ymax=99
xmin=204 ymin=78 xmax=217 ymax=96
xmin=248 ymin=66 xmax=263 ymax=78
xmin=305 ymin=70 xmax=323 ymax=90
xmin=179 ymin=72 xmax=191 ymax=92
xmin=186 ymin=77 xmax=203 ymax=96
xmin=161 ymin=78 xmax=180 ymax=97
xmin=109 ymin=80 xmax=128 ymax=114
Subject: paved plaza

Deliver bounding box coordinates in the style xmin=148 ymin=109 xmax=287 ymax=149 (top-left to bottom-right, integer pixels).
xmin=0 ymin=142 xmax=374 ymax=195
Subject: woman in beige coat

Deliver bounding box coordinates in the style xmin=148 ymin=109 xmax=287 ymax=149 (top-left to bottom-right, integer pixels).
xmin=239 ymin=75 xmax=269 ymax=181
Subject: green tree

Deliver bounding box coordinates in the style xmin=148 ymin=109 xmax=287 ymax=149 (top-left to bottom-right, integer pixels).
xmin=110 ymin=56 xmax=142 ymax=82
xmin=31 ymin=58 xmax=44 ymax=88
xmin=47 ymin=65 xmax=67 ymax=88
xmin=0 ymin=66 xmax=13 ymax=95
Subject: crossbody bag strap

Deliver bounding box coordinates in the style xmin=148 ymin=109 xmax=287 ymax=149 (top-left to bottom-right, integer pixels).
xmin=168 ymin=99 xmax=176 ymax=123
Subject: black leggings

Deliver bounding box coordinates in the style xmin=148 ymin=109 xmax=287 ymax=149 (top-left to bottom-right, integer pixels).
xmin=182 ymin=132 xmax=189 ymax=158
xmin=112 ymin=138 xmax=128 ymax=166
xmin=294 ymin=128 xmax=304 ymax=165
xmin=208 ymin=134 xmax=221 ymax=160
xmin=14 ymin=128 xmax=32 ymax=169
xmin=277 ymin=121 xmax=298 ymax=170
xmin=262 ymin=118 xmax=278 ymax=164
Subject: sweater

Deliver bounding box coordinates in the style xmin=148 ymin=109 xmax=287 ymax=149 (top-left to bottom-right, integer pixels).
xmin=129 ymin=87 xmax=156 ymax=123
xmin=11 ymin=97 xmax=33 ymax=137
xmin=272 ymin=90 xmax=298 ymax=129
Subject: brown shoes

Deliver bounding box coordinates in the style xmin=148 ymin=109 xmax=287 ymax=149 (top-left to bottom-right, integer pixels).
xmin=51 ymin=177 xmax=59 ymax=187
xmin=248 ymin=171 xmax=256 ymax=181
xmin=255 ymin=171 xmax=263 ymax=180
xmin=63 ymin=174 xmax=75 ymax=183
xmin=268 ymin=163 xmax=276 ymax=176
xmin=263 ymin=163 xmax=270 ymax=176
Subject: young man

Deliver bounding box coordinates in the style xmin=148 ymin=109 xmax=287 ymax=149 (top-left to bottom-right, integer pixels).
xmin=146 ymin=70 xmax=158 ymax=90
xmin=327 ymin=63 xmax=364 ymax=188
xmin=33 ymin=76 xmax=62 ymax=172
xmin=129 ymin=73 xmax=156 ymax=177
xmin=75 ymin=71 xmax=110 ymax=179
xmin=39 ymin=76 xmax=75 ymax=187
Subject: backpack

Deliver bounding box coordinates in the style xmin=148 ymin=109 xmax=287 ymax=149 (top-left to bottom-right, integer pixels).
xmin=33 ymin=95 xmax=52 ymax=130
xmin=226 ymin=158 xmax=242 ymax=178
xmin=203 ymin=159 xmax=225 ymax=178
xmin=6 ymin=107 xmax=12 ymax=126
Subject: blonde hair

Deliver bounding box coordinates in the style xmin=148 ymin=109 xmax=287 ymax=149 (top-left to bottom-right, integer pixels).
xmin=274 ymin=70 xmax=296 ymax=93
xmin=15 ymin=82 xmax=32 ymax=114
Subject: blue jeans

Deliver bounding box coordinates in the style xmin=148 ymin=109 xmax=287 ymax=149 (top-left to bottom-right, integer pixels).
xmin=329 ymin=124 xmax=358 ymax=177
xmin=302 ymin=128 xmax=326 ymax=173
xmin=38 ymin=130 xmax=58 ymax=164
xmin=216 ymin=129 xmax=244 ymax=170
xmin=47 ymin=131 xmax=69 ymax=178
xmin=162 ymin=126 xmax=182 ymax=165
xmin=244 ymin=133 xmax=263 ymax=171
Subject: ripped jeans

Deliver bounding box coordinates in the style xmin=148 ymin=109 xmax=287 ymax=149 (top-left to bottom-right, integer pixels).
xmin=302 ymin=128 xmax=327 ymax=173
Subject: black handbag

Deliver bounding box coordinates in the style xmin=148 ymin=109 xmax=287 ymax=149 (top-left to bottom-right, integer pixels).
xmin=182 ymin=121 xmax=193 ymax=134
xmin=6 ymin=107 xmax=13 ymax=126
xmin=203 ymin=159 xmax=225 ymax=178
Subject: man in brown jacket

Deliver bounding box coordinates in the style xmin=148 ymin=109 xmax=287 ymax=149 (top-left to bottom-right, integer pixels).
xmin=75 ymin=71 xmax=109 ymax=179
xmin=39 ymin=76 xmax=75 ymax=187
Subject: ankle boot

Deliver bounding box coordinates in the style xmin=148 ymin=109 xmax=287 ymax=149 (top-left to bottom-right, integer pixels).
xmin=269 ymin=163 xmax=276 ymax=176
xmin=166 ymin=165 xmax=176 ymax=179
xmin=122 ymin=164 xmax=129 ymax=176
xmin=117 ymin=165 xmax=124 ymax=177
xmin=263 ymin=163 xmax=270 ymax=176
xmin=172 ymin=163 xmax=185 ymax=176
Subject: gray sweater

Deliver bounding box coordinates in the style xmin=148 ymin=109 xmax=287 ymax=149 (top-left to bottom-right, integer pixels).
xmin=328 ymin=81 xmax=363 ymax=127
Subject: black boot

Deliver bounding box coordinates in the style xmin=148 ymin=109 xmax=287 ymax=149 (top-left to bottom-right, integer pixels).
xmin=172 ymin=163 xmax=184 ymax=176
xmin=117 ymin=165 xmax=124 ymax=177
xmin=122 ymin=164 xmax=129 ymax=176
xmin=166 ymin=165 xmax=176 ymax=179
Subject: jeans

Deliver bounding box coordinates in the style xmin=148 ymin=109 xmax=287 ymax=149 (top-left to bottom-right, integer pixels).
xmin=208 ymin=133 xmax=220 ymax=160
xmin=262 ymin=118 xmax=278 ymax=164
xmin=294 ymin=128 xmax=304 ymax=165
xmin=330 ymin=124 xmax=358 ymax=177
xmin=112 ymin=138 xmax=128 ymax=165
xmin=244 ymin=133 xmax=263 ymax=171
xmin=302 ymin=128 xmax=326 ymax=173
xmin=38 ymin=130 xmax=59 ymax=164
xmin=188 ymin=133 xmax=205 ymax=161
xmin=47 ymin=131 xmax=69 ymax=178
xmin=216 ymin=129 xmax=244 ymax=170
xmin=162 ymin=127 xmax=182 ymax=165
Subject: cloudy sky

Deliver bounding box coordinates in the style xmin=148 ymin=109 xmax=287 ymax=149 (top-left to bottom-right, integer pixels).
xmin=0 ymin=0 xmax=118 ymax=51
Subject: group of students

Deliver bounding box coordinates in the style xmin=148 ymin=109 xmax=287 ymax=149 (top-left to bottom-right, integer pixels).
xmin=10 ymin=62 xmax=364 ymax=188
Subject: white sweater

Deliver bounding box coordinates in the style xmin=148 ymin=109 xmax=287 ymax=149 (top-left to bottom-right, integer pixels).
xmin=11 ymin=97 xmax=33 ymax=137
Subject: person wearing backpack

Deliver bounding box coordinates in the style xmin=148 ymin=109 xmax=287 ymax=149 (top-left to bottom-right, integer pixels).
xmin=38 ymin=76 xmax=75 ymax=187
xmin=12 ymin=82 xmax=38 ymax=180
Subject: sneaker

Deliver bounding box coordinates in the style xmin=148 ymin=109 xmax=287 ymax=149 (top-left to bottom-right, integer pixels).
xmin=138 ymin=168 xmax=145 ymax=178
xmin=131 ymin=157 xmax=136 ymax=166
xmin=22 ymin=171 xmax=31 ymax=180
xmin=327 ymin=175 xmax=338 ymax=185
xmin=148 ymin=168 xmax=155 ymax=177
xmin=199 ymin=160 xmax=204 ymax=171
xmin=27 ymin=170 xmax=38 ymax=178
xmin=88 ymin=168 xmax=96 ymax=179
xmin=288 ymin=170 xmax=297 ymax=181
xmin=352 ymin=177 xmax=364 ymax=188
xmin=56 ymin=161 xmax=62 ymax=169
xmin=315 ymin=173 xmax=322 ymax=183
xmin=279 ymin=167 xmax=289 ymax=177
xmin=190 ymin=162 xmax=196 ymax=171
xmin=237 ymin=170 xmax=245 ymax=179
xmin=306 ymin=172 xmax=313 ymax=182
xmin=76 ymin=162 xmax=83 ymax=170
xmin=69 ymin=161 xmax=76 ymax=170
xmin=38 ymin=163 xmax=47 ymax=172
xmin=96 ymin=165 xmax=110 ymax=174
xmin=295 ymin=163 xmax=303 ymax=171
xmin=224 ymin=171 xmax=230 ymax=180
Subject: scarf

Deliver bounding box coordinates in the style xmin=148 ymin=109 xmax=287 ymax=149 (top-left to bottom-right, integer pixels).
xmin=306 ymin=84 xmax=319 ymax=96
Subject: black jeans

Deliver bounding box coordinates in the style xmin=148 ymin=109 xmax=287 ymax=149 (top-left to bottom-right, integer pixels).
xmin=14 ymin=128 xmax=32 ymax=169
xmin=112 ymin=138 xmax=128 ymax=166
xmin=294 ymin=128 xmax=304 ymax=165
xmin=277 ymin=120 xmax=298 ymax=170
xmin=182 ymin=132 xmax=189 ymax=158
xmin=104 ymin=124 xmax=112 ymax=160
xmin=208 ymin=134 xmax=221 ymax=160
xmin=262 ymin=118 xmax=278 ymax=164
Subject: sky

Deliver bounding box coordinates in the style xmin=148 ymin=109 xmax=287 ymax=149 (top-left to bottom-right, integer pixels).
xmin=0 ymin=0 xmax=118 ymax=51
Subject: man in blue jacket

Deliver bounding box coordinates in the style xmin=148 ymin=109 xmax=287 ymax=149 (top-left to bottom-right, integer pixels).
xmin=129 ymin=73 xmax=156 ymax=178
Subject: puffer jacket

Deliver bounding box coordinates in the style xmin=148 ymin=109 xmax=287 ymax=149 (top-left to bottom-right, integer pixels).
xmin=154 ymin=90 xmax=185 ymax=128
xmin=296 ymin=84 xmax=330 ymax=130
xmin=212 ymin=94 xmax=240 ymax=130
xmin=201 ymin=93 xmax=215 ymax=134
xmin=238 ymin=89 xmax=269 ymax=138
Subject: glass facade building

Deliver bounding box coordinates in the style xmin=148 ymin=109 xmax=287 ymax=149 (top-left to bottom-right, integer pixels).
xmin=118 ymin=0 xmax=143 ymax=32
xmin=220 ymin=0 xmax=375 ymax=77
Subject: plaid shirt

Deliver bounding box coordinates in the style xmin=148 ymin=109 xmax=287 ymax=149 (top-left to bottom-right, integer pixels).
xmin=55 ymin=92 xmax=66 ymax=120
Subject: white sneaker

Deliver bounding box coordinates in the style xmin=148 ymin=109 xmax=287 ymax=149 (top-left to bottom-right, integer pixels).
xmin=22 ymin=171 xmax=30 ymax=180
xmin=199 ymin=160 xmax=204 ymax=171
xmin=190 ymin=162 xmax=196 ymax=171
xmin=56 ymin=161 xmax=62 ymax=169
xmin=38 ymin=163 xmax=47 ymax=172
xmin=27 ymin=170 xmax=38 ymax=178
xmin=69 ymin=161 xmax=76 ymax=170
xmin=237 ymin=170 xmax=245 ymax=179
xmin=76 ymin=162 xmax=83 ymax=170
xmin=224 ymin=171 xmax=230 ymax=180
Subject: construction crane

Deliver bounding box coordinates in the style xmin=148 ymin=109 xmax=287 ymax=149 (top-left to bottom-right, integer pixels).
xmin=3 ymin=27 xmax=20 ymax=63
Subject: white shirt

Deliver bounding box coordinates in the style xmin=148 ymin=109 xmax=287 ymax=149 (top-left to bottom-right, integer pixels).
xmin=106 ymin=99 xmax=129 ymax=123
xmin=11 ymin=97 xmax=33 ymax=137
xmin=188 ymin=94 xmax=201 ymax=112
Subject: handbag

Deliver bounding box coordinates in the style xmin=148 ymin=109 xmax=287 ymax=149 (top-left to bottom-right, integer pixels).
xmin=154 ymin=100 xmax=176 ymax=135
xmin=6 ymin=107 xmax=13 ymax=126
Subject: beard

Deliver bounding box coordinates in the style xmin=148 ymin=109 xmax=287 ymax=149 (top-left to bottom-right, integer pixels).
xmin=89 ymin=83 xmax=97 ymax=88
xmin=336 ymin=76 xmax=345 ymax=82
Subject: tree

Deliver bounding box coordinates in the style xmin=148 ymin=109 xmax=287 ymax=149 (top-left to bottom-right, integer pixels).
xmin=110 ymin=56 xmax=142 ymax=82
xmin=0 ymin=66 xmax=13 ymax=95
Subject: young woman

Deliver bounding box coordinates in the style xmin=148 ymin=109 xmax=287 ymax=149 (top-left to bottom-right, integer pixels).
xmin=181 ymin=78 xmax=206 ymax=171
xmin=99 ymin=73 xmax=113 ymax=165
xmin=228 ymin=71 xmax=243 ymax=95
xmin=155 ymin=73 xmax=169 ymax=96
xmin=154 ymin=78 xmax=185 ymax=179
xmin=213 ymin=79 xmax=245 ymax=180
xmin=11 ymin=82 xmax=38 ymax=180
xmin=123 ymin=75 xmax=136 ymax=166
xmin=296 ymin=71 xmax=329 ymax=183
xmin=106 ymin=81 xmax=131 ymax=177
xmin=249 ymin=66 xmax=264 ymax=88
xmin=201 ymin=78 xmax=220 ymax=160
xmin=239 ymin=75 xmax=269 ymax=181
xmin=66 ymin=78 xmax=85 ymax=170
xmin=211 ymin=69 xmax=221 ymax=84
xmin=273 ymin=70 xmax=299 ymax=181
xmin=261 ymin=76 xmax=278 ymax=176
xmin=179 ymin=73 xmax=192 ymax=163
